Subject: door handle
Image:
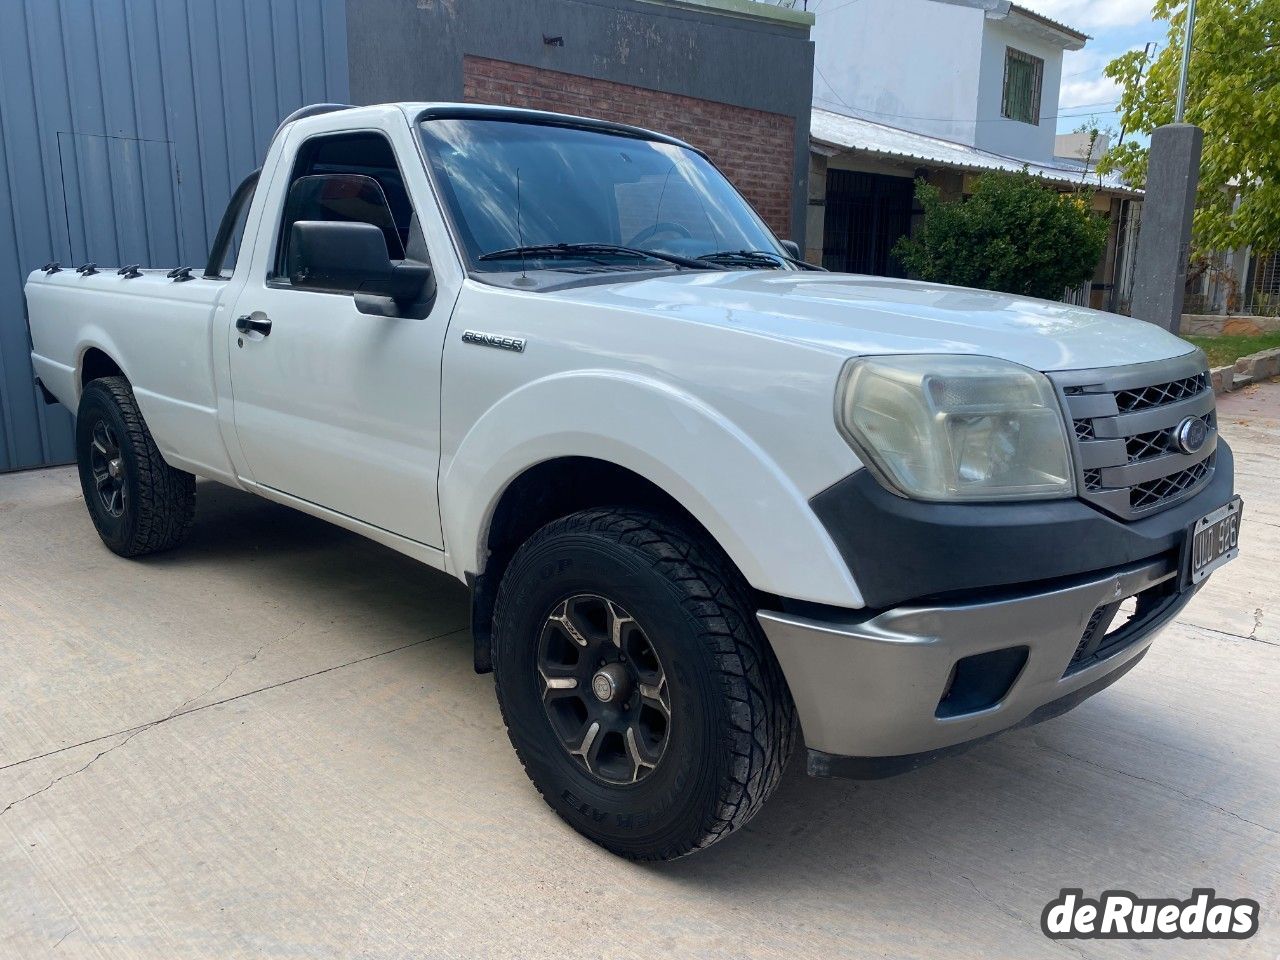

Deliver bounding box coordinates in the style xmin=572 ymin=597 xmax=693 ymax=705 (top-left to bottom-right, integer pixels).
xmin=235 ymin=313 xmax=272 ymax=336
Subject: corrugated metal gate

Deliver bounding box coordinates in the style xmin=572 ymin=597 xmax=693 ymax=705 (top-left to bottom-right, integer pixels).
xmin=821 ymin=169 xmax=914 ymax=276
xmin=0 ymin=0 xmax=349 ymax=473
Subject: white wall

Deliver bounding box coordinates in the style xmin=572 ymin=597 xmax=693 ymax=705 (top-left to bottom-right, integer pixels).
xmin=811 ymin=0 xmax=986 ymax=146
xmin=1056 ymin=131 xmax=1111 ymax=162
xmin=810 ymin=0 xmax=1072 ymax=162
xmin=973 ymin=16 xmax=1064 ymax=160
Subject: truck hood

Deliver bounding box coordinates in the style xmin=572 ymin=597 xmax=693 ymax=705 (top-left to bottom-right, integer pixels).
xmin=546 ymin=271 xmax=1195 ymax=372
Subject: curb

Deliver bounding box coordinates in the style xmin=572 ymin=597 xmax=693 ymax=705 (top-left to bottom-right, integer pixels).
xmin=1210 ymin=346 xmax=1280 ymax=396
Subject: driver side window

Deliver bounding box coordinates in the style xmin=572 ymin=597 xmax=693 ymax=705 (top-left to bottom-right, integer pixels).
xmin=272 ymin=131 xmax=423 ymax=282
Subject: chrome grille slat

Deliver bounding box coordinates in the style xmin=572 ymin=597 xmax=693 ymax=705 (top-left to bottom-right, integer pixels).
xmin=1076 ymin=438 xmax=1127 ymax=469
xmin=1087 ymin=487 xmax=1133 ymax=514
xmin=1065 ymin=393 xmax=1120 ymax=419
xmin=1098 ymin=438 xmax=1217 ymax=487
xmin=1127 ymin=412 xmax=1213 ymax=464
xmin=1088 ymin=390 xmax=1216 ymax=438
xmin=1051 ymin=353 xmax=1217 ymax=521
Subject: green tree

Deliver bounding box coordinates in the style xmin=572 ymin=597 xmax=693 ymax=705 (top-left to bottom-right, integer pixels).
xmin=1102 ymin=0 xmax=1280 ymax=254
xmin=892 ymin=171 xmax=1109 ymax=300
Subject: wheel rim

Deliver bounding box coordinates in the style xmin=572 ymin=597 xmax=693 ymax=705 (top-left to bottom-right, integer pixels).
xmin=537 ymin=594 xmax=671 ymax=785
xmin=88 ymin=419 xmax=126 ymax=518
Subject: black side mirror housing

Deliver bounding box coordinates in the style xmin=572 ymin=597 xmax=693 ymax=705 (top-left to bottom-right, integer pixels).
xmin=780 ymin=239 xmax=802 ymax=260
xmin=288 ymin=220 xmax=435 ymax=307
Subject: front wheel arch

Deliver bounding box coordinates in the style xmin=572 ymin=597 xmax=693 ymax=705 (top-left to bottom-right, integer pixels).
xmin=469 ymin=456 xmax=769 ymax=674
xmin=439 ymin=371 xmax=864 ymax=612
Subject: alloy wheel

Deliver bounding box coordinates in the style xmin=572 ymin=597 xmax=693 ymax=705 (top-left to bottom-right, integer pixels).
xmin=89 ymin=420 xmax=127 ymax=518
xmin=536 ymin=594 xmax=671 ymax=785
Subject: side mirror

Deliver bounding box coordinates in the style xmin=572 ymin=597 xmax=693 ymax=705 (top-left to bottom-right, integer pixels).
xmin=780 ymin=240 xmax=802 ymax=260
xmin=288 ymin=220 xmax=435 ymax=305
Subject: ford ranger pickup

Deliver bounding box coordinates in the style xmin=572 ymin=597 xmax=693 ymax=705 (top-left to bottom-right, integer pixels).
xmin=25 ymin=102 xmax=1242 ymax=860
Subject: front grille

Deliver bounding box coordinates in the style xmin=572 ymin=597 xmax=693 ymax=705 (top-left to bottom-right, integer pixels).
xmin=1051 ymin=355 xmax=1217 ymax=521
xmin=1114 ymin=372 xmax=1209 ymax=413
xmin=1125 ymin=412 xmax=1213 ymax=463
xmin=1129 ymin=454 xmax=1214 ymax=510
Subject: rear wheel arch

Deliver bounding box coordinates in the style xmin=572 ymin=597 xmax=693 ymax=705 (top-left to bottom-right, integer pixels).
xmin=79 ymin=346 xmax=127 ymax=391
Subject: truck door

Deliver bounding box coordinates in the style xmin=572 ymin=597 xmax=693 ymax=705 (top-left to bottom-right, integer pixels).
xmin=226 ymin=124 xmax=453 ymax=548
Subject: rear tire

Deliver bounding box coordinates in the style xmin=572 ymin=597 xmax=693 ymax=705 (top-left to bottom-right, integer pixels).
xmin=75 ymin=376 xmax=196 ymax=557
xmin=492 ymin=508 xmax=797 ymax=860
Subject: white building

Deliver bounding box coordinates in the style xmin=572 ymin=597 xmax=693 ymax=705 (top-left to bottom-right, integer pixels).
xmin=778 ymin=0 xmax=1140 ymax=310
xmin=811 ymin=0 xmax=1085 ymax=160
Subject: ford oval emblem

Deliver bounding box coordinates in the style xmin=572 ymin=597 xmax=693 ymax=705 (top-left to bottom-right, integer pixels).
xmin=1175 ymin=416 xmax=1209 ymax=455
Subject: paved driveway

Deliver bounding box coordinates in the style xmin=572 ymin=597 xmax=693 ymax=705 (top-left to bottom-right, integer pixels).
xmin=2 ymin=383 xmax=1278 ymax=960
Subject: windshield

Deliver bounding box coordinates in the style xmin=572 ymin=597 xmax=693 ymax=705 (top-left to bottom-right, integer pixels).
xmin=418 ymin=117 xmax=785 ymax=271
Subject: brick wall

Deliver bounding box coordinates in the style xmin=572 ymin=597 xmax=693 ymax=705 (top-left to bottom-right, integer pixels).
xmin=462 ymin=55 xmax=795 ymax=238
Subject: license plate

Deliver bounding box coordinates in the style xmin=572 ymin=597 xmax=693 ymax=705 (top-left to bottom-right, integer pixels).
xmin=1189 ymin=496 xmax=1243 ymax=584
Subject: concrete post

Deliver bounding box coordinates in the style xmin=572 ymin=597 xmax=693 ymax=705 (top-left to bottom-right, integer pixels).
xmin=1129 ymin=123 xmax=1203 ymax=334
xmin=805 ymin=151 xmax=829 ymax=266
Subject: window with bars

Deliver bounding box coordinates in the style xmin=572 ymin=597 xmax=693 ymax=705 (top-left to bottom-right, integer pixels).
xmin=1002 ymin=47 xmax=1044 ymax=125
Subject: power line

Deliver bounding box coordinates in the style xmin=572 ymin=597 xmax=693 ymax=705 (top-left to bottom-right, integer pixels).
xmin=810 ymin=0 xmax=868 ymax=17
xmin=811 ymin=78 xmax=1119 ymax=125
xmin=813 ymin=64 xmax=858 ymax=113
xmin=1055 ymin=99 xmax=1122 ymax=112
xmin=1058 ymin=107 xmax=1123 ymax=120
xmin=815 ymin=62 xmax=1116 ymax=123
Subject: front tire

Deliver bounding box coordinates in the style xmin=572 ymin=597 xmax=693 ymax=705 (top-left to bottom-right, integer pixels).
xmin=75 ymin=376 xmax=196 ymax=557
xmin=492 ymin=508 xmax=797 ymax=860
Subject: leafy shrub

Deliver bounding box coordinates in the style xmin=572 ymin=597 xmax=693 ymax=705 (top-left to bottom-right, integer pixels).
xmin=893 ymin=171 xmax=1109 ymax=301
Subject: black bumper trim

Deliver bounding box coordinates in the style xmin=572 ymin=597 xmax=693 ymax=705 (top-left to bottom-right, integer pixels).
xmin=808 ymin=646 xmax=1150 ymax=780
xmin=810 ymin=440 xmax=1235 ymax=610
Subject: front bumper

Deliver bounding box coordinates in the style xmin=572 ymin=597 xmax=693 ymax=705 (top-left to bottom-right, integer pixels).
xmin=810 ymin=440 xmax=1235 ymax=609
xmin=759 ymin=553 xmax=1197 ymax=778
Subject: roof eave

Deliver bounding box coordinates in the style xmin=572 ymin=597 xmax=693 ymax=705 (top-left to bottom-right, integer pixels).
xmin=810 ymin=135 xmax=1140 ymax=197
xmin=1003 ymin=4 xmax=1089 ymax=49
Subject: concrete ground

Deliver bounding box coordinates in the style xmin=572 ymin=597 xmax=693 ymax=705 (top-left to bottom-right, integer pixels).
xmin=1 ymin=386 xmax=1278 ymax=960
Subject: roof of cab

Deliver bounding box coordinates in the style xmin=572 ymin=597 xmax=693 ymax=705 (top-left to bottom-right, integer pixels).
xmin=274 ymin=101 xmax=698 ymax=154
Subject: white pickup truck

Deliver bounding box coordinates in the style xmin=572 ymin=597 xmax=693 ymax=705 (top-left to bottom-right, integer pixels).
xmin=26 ymin=103 xmax=1241 ymax=860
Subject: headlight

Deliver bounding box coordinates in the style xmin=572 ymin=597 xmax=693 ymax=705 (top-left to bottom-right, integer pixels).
xmin=835 ymin=354 xmax=1075 ymax=502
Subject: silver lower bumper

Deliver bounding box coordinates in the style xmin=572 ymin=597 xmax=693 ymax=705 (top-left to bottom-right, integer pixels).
xmin=759 ymin=556 xmax=1188 ymax=772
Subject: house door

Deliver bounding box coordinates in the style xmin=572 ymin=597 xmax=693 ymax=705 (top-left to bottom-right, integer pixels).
xmin=822 ymin=170 xmax=915 ymax=277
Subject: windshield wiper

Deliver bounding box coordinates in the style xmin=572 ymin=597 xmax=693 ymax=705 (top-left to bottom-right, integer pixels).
xmin=697 ymin=250 xmax=825 ymax=271
xmin=478 ymin=242 xmax=717 ymax=270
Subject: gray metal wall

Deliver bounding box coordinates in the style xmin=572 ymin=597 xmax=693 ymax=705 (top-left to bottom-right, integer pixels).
xmin=344 ymin=0 xmax=814 ymax=242
xmin=0 ymin=0 xmax=349 ymax=472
